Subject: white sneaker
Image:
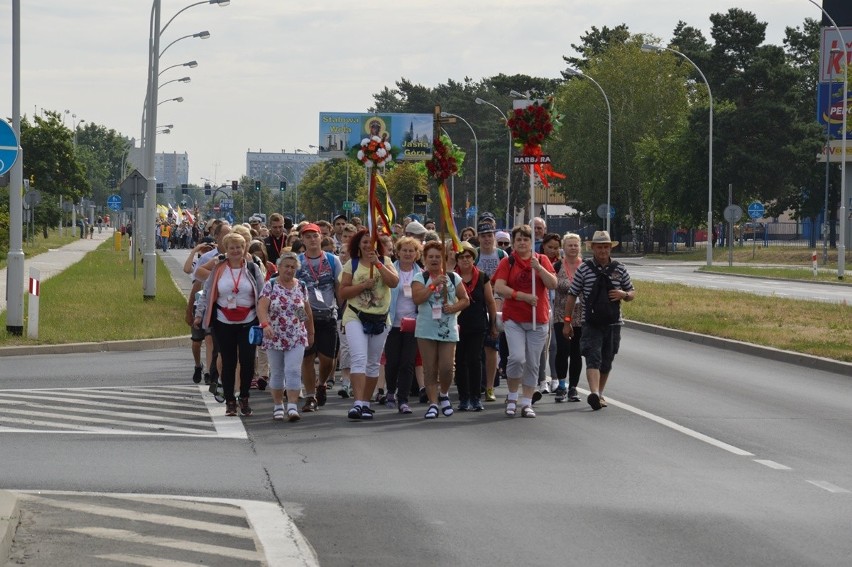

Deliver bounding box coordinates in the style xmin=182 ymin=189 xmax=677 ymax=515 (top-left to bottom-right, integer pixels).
xmin=549 ymin=379 xmax=559 ymax=392
xmin=540 ymin=381 xmax=550 ymax=394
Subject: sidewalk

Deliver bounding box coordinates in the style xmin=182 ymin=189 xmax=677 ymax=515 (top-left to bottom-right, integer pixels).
xmin=0 ymin=227 xmax=116 ymax=314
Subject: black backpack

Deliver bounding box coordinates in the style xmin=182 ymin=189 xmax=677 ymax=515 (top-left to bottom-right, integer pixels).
xmin=584 ymin=259 xmax=621 ymax=327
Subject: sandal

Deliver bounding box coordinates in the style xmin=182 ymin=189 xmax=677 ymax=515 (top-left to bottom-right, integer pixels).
xmin=272 ymin=407 xmax=285 ymax=421
xmin=287 ymin=408 xmax=301 ymax=422
xmin=599 ymin=396 xmax=608 ymax=408
xmin=398 ymin=403 xmax=412 ymax=414
xmin=424 ymin=404 xmax=439 ymax=419
xmin=505 ymin=401 xmax=517 ymax=417
xmin=521 ymin=405 xmax=536 ymax=418
xmin=438 ymin=395 xmax=453 ymax=417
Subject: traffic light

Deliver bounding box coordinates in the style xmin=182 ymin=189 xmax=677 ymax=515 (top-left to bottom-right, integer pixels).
xmin=254 ymin=180 xmax=261 ymax=191
xmin=204 ymin=183 xmax=211 ymax=196
xmin=279 ymin=180 xmax=287 ymax=192
xmin=231 ymin=180 xmax=238 ymax=192
xmin=181 ymin=187 xmax=188 ymax=195
xmin=156 ymin=183 xmax=164 ymax=194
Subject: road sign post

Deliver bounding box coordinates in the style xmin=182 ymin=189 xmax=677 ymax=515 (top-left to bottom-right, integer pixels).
xmin=2 ymin=119 xmax=25 ymax=334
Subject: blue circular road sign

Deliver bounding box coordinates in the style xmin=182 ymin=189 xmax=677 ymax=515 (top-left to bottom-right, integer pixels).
xmin=748 ymin=202 xmax=765 ymax=220
xmin=107 ymin=194 xmax=122 ymax=211
xmin=0 ymin=121 xmax=21 ymax=176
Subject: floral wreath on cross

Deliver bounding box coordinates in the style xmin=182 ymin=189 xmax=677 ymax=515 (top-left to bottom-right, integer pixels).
xmin=425 ymin=136 xmax=458 ymax=181
xmin=506 ymin=95 xmax=565 ymax=186
xmin=354 ymin=134 xmax=393 ymax=168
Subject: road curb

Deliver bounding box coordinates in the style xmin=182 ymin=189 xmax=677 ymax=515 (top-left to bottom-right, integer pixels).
xmin=625 ymin=320 xmax=852 ymax=375
xmin=0 ymin=336 xmax=191 ymax=357
xmin=0 ymin=490 xmax=20 ymax=564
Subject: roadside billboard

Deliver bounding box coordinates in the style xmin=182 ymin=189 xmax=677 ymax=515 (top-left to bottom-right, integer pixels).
xmin=318 ymin=112 xmax=433 ymax=161
xmin=816 ymin=81 xmax=850 ymax=139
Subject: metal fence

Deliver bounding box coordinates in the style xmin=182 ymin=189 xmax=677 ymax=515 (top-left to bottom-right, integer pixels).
xmin=537 ymin=218 xmax=844 ymax=253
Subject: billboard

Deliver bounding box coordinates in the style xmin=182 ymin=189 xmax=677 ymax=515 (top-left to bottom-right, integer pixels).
xmin=318 ymin=112 xmax=433 ymax=161
xmin=818 ymin=27 xmax=852 ymax=82
xmin=816 ymin=81 xmax=850 ymax=139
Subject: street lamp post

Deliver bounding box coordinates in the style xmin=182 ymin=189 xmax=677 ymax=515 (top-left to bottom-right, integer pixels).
xmin=824 ymin=48 xmax=841 ymax=265
xmin=475 ymin=97 xmax=512 ymax=228
xmin=642 ymin=43 xmax=714 ymax=266
xmin=808 ymin=0 xmax=848 ymax=279
xmin=441 ymin=112 xmax=479 ymax=226
xmin=142 ymin=0 xmax=228 ymax=299
xmin=564 ymin=68 xmax=612 ymax=233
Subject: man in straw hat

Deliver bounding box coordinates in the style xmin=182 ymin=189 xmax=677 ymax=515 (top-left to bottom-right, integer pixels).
xmin=561 ymin=230 xmax=635 ymax=411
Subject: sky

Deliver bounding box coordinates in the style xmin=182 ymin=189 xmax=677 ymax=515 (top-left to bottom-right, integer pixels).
xmin=0 ymin=0 xmax=823 ymax=189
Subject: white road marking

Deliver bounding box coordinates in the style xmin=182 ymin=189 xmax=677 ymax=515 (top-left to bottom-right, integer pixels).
xmin=754 ymin=459 xmax=792 ymax=470
xmin=66 ymin=527 xmax=261 ymax=561
xmin=806 ymin=480 xmax=851 ymax=494
xmin=21 ymin=494 xmax=253 ymax=537
xmin=579 ymin=389 xmax=754 ymax=456
xmin=0 ymin=394 xmax=206 ymax=417
xmin=199 ymin=385 xmax=248 ymax=439
xmin=13 ymin=490 xmax=319 ymax=567
xmin=95 ymin=555 xmax=204 ymax=567
xmin=0 ymin=407 xmax=212 ymax=434
xmin=0 ymin=401 xmax=213 ymax=428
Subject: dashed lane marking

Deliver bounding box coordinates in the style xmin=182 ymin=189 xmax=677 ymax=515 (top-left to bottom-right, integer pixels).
xmin=806 ymin=480 xmax=851 ymax=494
xmin=754 ymin=459 xmax=792 ymax=470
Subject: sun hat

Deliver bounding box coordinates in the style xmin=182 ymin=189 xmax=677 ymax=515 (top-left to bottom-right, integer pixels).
xmin=404 ymin=220 xmax=427 ymax=235
xmin=588 ymin=230 xmax=619 ymax=248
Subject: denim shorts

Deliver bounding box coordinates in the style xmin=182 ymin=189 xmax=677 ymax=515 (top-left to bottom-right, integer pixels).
xmin=580 ymin=324 xmax=622 ymax=374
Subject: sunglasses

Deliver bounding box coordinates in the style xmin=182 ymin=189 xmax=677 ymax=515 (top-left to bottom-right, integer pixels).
xmin=497 ymin=242 xmax=510 ymax=247
xmin=457 ymin=254 xmax=474 ymax=260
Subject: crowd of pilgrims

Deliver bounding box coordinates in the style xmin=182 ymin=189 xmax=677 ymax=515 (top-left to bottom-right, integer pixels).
xmin=184 ymin=210 xmax=634 ymax=421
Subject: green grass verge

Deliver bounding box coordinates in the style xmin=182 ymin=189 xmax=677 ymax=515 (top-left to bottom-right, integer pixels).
xmin=645 ymin=245 xmax=850 ymax=267
xmin=0 ymin=240 xmax=188 ymax=345
xmin=0 ymin=228 xmax=80 ymax=271
xmin=623 ymin=281 xmax=851 ymax=362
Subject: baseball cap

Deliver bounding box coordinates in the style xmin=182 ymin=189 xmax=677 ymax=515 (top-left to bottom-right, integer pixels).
xmin=477 ymin=221 xmax=495 ymax=234
xmin=478 ymin=211 xmax=496 ymax=222
xmin=300 ymin=223 xmax=321 ymax=235
xmin=333 ymin=214 xmax=348 ymax=223
xmin=404 ymin=220 xmax=427 ymax=235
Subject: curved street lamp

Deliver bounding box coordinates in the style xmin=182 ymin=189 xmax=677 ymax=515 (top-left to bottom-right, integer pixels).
xmin=642 ymin=43 xmax=714 ymax=267
xmin=158 ymin=96 xmax=184 ymax=106
xmin=158 ymin=60 xmax=197 ymax=77
xmin=142 ymin=0 xmax=228 ymax=298
xmin=564 ymin=68 xmax=612 ymax=233
xmin=475 ymin=97 xmax=512 ymax=228
xmin=807 ymin=0 xmax=847 ymax=278
xmin=159 ymin=76 xmax=191 ymax=89
xmin=441 ymin=112 xmax=479 ymax=226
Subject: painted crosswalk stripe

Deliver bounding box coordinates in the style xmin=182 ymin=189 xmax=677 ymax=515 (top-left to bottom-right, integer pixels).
xmin=0 ymin=408 xmax=214 ymax=434
xmin=66 ymin=527 xmax=261 ymax=561
xmin=23 ymin=494 xmax=253 ymax=537
xmin=0 ymin=394 xmax=207 ymax=417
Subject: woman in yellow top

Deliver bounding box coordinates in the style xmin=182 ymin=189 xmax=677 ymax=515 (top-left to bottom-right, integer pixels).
xmin=338 ymin=228 xmax=399 ymax=420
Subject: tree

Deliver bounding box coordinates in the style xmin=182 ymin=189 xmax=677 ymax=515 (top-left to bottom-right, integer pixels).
xmin=553 ymin=35 xmax=690 ymax=249
xmin=20 ymin=111 xmax=88 ymax=237
xmin=562 ymin=24 xmax=631 ymax=71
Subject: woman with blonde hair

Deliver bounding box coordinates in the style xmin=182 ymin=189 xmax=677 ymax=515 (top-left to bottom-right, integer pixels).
xmin=194 ymin=232 xmax=264 ymax=417
xmin=552 ymin=233 xmax=584 ymax=402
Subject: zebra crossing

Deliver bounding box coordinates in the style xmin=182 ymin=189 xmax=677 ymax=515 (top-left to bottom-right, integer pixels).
xmin=7 ymin=491 xmax=317 ymax=567
xmin=0 ymin=385 xmax=246 ymax=439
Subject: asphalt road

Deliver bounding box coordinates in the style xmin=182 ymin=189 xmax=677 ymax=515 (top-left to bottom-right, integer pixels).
xmin=622 ymin=261 xmax=851 ymax=304
xmin=2 ymin=330 xmax=851 ymax=566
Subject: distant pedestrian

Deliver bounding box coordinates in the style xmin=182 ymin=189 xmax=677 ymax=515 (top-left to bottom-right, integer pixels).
xmin=562 ymin=231 xmax=635 ymax=411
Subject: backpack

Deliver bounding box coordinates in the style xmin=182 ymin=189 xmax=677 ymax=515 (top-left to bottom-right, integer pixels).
xmin=584 ymin=259 xmax=621 ymax=327
xmin=299 ymin=251 xmax=338 ymax=280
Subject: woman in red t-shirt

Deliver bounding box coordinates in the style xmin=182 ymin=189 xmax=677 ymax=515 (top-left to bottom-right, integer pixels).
xmin=492 ymin=224 xmax=557 ymax=418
